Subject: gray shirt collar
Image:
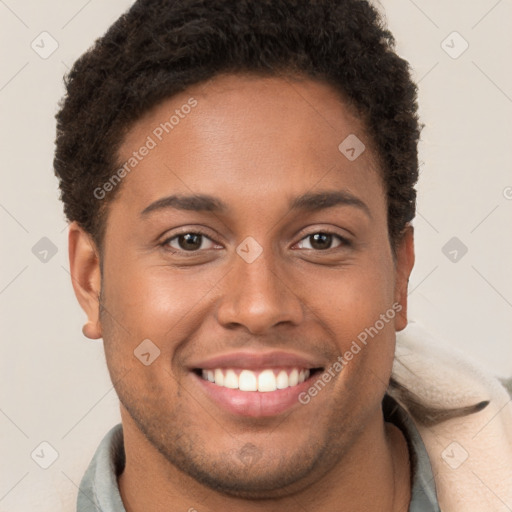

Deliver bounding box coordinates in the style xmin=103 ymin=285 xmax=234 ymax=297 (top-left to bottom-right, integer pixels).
xmin=77 ymin=423 xmax=126 ymax=512
xmin=77 ymin=394 xmax=440 ymax=511
xmin=382 ymin=393 xmax=441 ymax=511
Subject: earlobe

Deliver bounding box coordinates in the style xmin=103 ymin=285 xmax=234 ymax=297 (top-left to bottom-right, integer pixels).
xmin=394 ymin=225 xmax=415 ymax=332
xmin=68 ymin=222 xmax=103 ymax=340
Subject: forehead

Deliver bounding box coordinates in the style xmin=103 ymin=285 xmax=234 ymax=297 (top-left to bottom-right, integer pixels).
xmin=112 ymin=73 xmax=385 ymax=217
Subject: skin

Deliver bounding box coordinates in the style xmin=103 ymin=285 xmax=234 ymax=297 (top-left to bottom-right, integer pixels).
xmin=69 ymin=73 xmax=415 ymax=511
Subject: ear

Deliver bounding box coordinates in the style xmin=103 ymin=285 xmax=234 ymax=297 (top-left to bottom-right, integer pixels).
xmin=68 ymin=221 xmax=102 ymax=339
xmin=393 ymin=225 xmax=415 ymax=332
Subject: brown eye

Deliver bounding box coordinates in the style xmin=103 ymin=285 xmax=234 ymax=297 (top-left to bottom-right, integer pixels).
xmin=165 ymin=232 xmax=216 ymax=252
xmin=296 ymin=232 xmax=344 ymax=251
xmin=178 ymin=233 xmax=202 ymax=251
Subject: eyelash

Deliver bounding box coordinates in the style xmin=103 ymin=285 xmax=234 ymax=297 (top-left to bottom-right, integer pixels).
xmin=160 ymin=229 xmax=351 ymax=255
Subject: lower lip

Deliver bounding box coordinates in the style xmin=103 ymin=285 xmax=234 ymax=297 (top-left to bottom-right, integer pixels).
xmin=191 ymin=371 xmax=319 ymax=418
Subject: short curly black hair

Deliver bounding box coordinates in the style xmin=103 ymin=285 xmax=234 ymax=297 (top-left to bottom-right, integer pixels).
xmin=54 ymin=0 xmax=422 ymax=251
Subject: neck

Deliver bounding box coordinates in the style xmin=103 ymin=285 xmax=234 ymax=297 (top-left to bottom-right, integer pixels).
xmin=118 ymin=409 xmax=411 ymax=512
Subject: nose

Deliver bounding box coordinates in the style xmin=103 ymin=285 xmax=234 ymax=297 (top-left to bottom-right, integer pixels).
xmin=216 ymin=249 xmax=304 ymax=334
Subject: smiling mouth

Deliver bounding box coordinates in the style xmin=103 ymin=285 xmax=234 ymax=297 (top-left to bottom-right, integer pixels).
xmin=193 ymin=367 xmax=324 ymax=392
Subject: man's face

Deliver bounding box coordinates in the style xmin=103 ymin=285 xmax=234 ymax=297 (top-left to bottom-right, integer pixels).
xmin=87 ymin=74 xmax=412 ymax=497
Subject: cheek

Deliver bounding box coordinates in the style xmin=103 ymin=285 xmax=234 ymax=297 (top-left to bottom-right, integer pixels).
xmin=100 ymin=258 xmax=222 ymax=345
xmin=309 ymin=255 xmax=397 ymax=378
xmin=313 ymin=259 xmax=395 ymax=331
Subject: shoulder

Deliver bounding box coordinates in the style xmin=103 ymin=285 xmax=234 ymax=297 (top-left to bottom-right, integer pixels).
xmin=390 ymin=323 xmax=512 ymax=511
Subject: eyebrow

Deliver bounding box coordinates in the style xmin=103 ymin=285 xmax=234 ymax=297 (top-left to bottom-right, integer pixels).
xmin=289 ymin=190 xmax=371 ymax=218
xmin=140 ymin=190 xmax=371 ymax=218
xmin=141 ymin=194 xmax=226 ymax=216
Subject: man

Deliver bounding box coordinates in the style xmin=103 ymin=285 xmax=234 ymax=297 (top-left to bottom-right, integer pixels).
xmin=54 ymin=1 xmax=512 ymax=510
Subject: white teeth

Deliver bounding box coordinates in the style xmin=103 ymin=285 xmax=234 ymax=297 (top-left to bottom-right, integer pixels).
xmin=288 ymin=368 xmax=299 ymax=386
xmin=276 ymin=370 xmax=289 ymax=389
xmin=199 ymin=368 xmax=311 ymax=392
xmin=258 ymin=369 xmax=277 ymax=392
xmin=214 ymin=368 xmax=224 ymax=386
xmin=239 ymin=370 xmax=258 ymax=391
xmin=224 ymin=369 xmax=238 ymax=389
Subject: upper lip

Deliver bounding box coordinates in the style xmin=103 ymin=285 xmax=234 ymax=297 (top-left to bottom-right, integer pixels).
xmin=189 ymin=350 xmax=326 ymax=370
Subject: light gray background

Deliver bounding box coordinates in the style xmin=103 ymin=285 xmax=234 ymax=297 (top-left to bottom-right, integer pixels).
xmin=1 ymin=1 xmax=511 ymax=510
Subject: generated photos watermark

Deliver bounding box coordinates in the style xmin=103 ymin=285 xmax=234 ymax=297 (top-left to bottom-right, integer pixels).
xmin=298 ymin=302 xmax=402 ymax=405
xmin=93 ymin=97 xmax=198 ymax=200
